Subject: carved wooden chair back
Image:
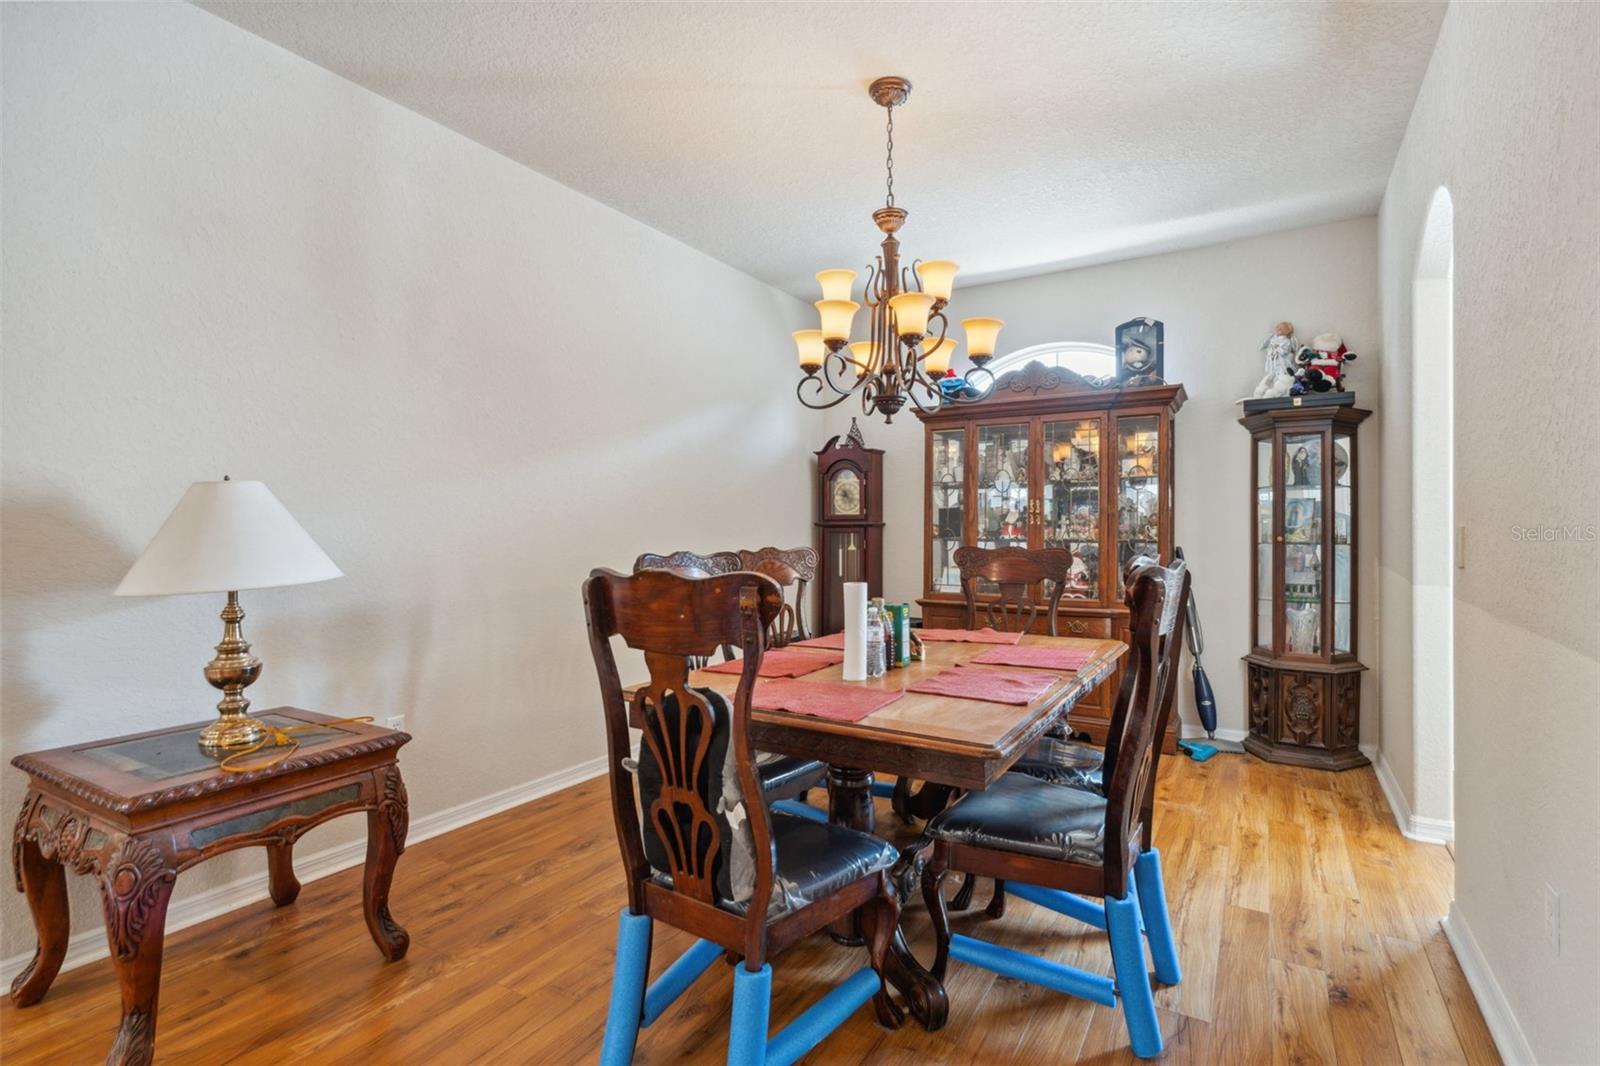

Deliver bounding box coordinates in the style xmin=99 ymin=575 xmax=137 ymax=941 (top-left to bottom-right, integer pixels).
xmin=632 ymin=549 xmax=743 ymax=578
xmin=736 ymin=546 xmax=818 ymax=647
xmin=632 ymin=550 xmax=745 ymax=665
xmin=583 ymin=567 xmax=783 ymax=961
xmin=953 ymin=546 xmax=1073 ymax=635
xmin=1099 ymin=556 xmax=1189 ymax=899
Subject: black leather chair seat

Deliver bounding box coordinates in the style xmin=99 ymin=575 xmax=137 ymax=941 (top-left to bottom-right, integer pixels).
xmin=926 ymin=773 xmax=1106 ymax=865
xmin=653 ymin=811 xmax=898 ymax=918
xmin=756 ymin=754 xmax=828 ymax=797
xmin=1008 ymin=735 xmax=1104 ymax=791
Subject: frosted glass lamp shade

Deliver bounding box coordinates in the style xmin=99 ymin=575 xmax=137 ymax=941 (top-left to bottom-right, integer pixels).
xmin=888 ymin=292 xmax=937 ymax=339
xmin=815 ymin=269 xmax=857 ymax=302
xmin=914 ymin=260 xmax=959 ymax=302
xmin=921 ymin=337 xmax=957 ymax=376
xmin=793 ymin=329 xmax=826 ymax=371
xmin=962 ymin=317 xmax=1005 ymax=361
xmin=848 ymin=340 xmax=881 ymax=377
xmin=115 ymin=480 xmax=343 ymax=597
xmin=815 ymin=299 xmax=860 ymax=343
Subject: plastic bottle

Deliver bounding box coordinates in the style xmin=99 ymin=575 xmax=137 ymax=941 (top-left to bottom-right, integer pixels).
xmin=865 ymin=603 xmax=886 ymax=678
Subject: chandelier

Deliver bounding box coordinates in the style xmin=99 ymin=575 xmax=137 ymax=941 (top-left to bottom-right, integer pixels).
xmin=793 ymin=76 xmax=1004 ymax=423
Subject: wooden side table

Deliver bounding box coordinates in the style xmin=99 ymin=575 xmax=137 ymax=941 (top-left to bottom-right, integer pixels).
xmin=8 ymin=708 xmax=412 ymax=1066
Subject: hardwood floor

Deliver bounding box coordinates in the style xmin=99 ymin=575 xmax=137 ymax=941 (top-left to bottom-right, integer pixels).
xmin=1 ymin=755 xmax=1499 ymax=1064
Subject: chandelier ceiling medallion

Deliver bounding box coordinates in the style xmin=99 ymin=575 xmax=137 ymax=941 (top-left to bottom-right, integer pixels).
xmin=793 ymin=76 xmax=1004 ymax=424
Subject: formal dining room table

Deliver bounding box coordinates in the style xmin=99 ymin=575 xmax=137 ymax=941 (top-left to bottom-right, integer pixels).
xmin=623 ymin=631 xmax=1127 ymax=1031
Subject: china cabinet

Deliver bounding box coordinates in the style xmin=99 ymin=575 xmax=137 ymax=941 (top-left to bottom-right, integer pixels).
xmin=815 ymin=423 xmax=884 ymax=635
xmin=1239 ymin=403 xmax=1371 ymax=770
xmin=915 ymin=360 xmax=1185 ymax=748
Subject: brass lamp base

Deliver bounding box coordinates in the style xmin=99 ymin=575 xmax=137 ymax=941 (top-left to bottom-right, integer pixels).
xmin=199 ymin=590 xmax=267 ymax=752
xmin=198 ymin=714 xmax=268 ymax=752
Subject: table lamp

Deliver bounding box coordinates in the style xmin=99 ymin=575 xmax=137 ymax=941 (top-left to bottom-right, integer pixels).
xmin=115 ymin=478 xmax=343 ymax=751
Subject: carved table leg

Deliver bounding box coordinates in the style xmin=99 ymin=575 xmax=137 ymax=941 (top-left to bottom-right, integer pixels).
xmin=363 ymin=765 xmax=410 ymax=961
xmin=267 ymin=843 xmax=301 ymax=906
xmin=11 ymin=834 xmax=69 ymax=1007
xmin=98 ymin=835 xmax=177 ymax=1066
xmin=827 ymin=764 xmax=950 ymax=1032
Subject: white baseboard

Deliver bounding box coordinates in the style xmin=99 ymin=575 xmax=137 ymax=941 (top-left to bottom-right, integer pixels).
xmin=0 ymin=754 xmax=608 ymax=987
xmin=1372 ymin=748 xmax=1454 ymax=844
xmin=1442 ymin=902 xmax=1537 ymax=1065
xmin=1179 ymin=723 xmax=1250 ymax=744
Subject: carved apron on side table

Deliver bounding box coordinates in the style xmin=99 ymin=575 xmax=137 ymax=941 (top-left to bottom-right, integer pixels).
xmin=8 ymin=708 xmax=411 ymax=1066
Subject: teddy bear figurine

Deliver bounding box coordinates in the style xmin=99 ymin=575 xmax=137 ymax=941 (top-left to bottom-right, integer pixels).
xmin=1253 ymin=321 xmax=1299 ymax=398
xmin=1293 ymin=332 xmax=1358 ymax=394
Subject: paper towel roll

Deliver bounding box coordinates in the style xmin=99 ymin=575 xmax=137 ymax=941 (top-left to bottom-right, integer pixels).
xmin=842 ymin=581 xmax=868 ymax=681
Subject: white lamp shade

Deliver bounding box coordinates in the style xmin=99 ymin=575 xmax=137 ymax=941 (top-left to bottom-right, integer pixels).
xmin=115 ymin=480 xmax=343 ymax=597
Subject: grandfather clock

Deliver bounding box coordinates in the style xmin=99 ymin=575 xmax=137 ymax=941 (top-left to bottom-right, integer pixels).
xmin=816 ymin=419 xmax=884 ymax=634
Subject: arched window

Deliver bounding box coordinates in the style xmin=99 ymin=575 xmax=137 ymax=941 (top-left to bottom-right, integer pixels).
xmin=985 ymin=341 xmax=1116 ymax=382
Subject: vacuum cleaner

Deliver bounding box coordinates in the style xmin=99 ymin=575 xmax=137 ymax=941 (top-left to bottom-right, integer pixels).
xmin=1172 ymin=547 xmax=1235 ymax=761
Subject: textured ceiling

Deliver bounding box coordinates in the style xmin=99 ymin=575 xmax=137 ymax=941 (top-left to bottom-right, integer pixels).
xmin=200 ymin=1 xmax=1446 ymax=298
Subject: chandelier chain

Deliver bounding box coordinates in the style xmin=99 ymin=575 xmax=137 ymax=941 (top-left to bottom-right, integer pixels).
xmin=884 ymin=104 xmax=895 ymax=208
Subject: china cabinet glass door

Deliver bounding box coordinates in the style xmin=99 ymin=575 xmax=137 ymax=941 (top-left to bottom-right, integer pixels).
xmin=1282 ymin=430 xmax=1323 ymax=656
xmin=929 ymin=428 xmax=965 ymax=595
xmin=1042 ymin=417 xmax=1103 ymax=602
xmin=1332 ymin=431 xmax=1354 ymax=654
xmin=975 ymin=422 xmax=1030 ymax=593
xmin=1115 ymin=414 xmax=1162 ymax=572
xmin=1255 ymin=436 xmax=1273 ymax=650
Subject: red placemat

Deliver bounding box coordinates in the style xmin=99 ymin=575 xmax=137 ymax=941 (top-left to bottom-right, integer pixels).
xmin=915 ymin=627 xmax=1025 ymax=645
xmin=792 ymin=632 xmax=847 ymax=650
xmin=964 ymin=645 xmax=1097 ymax=671
xmin=751 ymin=679 xmax=904 ymax=722
xmin=908 ymin=666 xmax=1062 ymax=705
xmin=703 ymin=648 xmax=844 ymax=678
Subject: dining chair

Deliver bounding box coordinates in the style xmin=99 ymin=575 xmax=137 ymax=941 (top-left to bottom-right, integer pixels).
xmin=736 ymin=546 xmax=818 ymax=647
xmin=953 ymin=544 xmax=1072 ymax=635
xmin=918 ymin=557 xmax=1190 ymax=1060
xmin=895 ymin=545 xmax=1093 ymax=911
xmin=632 ymin=550 xmax=828 ymax=807
xmin=585 ymin=567 xmax=904 ymax=1065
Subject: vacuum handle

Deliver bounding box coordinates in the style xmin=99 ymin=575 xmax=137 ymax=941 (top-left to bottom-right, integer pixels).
xmin=1174 ymin=546 xmax=1204 ymax=658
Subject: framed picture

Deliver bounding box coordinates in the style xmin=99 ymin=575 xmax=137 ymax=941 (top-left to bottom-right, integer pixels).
xmin=1114 ymin=317 xmax=1165 ymax=384
xmin=1284 ymin=499 xmax=1318 ymax=542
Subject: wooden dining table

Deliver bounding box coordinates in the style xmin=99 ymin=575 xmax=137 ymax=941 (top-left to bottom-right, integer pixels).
xmin=623 ymin=631 xmax=1127 ymax=1032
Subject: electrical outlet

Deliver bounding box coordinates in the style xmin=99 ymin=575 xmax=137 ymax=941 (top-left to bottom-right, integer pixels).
xmin=1546 ymin=883 xmax=1561 ymax=955
xmin=386 ymin=715 xmax=405 ymax=733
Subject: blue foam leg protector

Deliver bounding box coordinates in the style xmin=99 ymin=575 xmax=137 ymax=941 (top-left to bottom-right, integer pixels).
xmin=1135 ymin=849 xmax=1182 ymax=986
xmin=949 ymin=933 xmax=1115 ymax=1006
xmin=869 ymin=780 xmax=896 ymax=798
xmin=641 ymin=938 xmax=723 ymax=1027
xmin=1106 ymin=887 xmax=1163 ymax=1059
xmin=728 ymin=963 xmax=772 ymax=1066
xmin=764 ymin=967 xmax=880 ymax=1066
xmin=769 ymin=799 xmax=828 ymax=824
xmin=600 ymin=910 xmax=652 ymax=1066
xmin=1006 ymin=881 xmax=1107 ymax=929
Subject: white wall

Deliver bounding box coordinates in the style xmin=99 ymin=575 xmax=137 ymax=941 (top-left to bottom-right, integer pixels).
xmin=0 ymin=3 xmax=811 ymax=964
xmin=1377 ymin=4 xmax=1600 ymax=1062
xmin=851 ymin=217 xmax=1382 ymax=740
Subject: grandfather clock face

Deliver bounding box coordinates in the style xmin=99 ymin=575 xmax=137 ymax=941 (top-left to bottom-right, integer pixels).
xmin=828 ymin=467 xmax=863 ymax=517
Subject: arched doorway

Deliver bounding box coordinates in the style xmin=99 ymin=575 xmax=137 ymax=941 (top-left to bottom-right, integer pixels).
xmin=1411 ymin=186 xmax=1455 ymax=833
